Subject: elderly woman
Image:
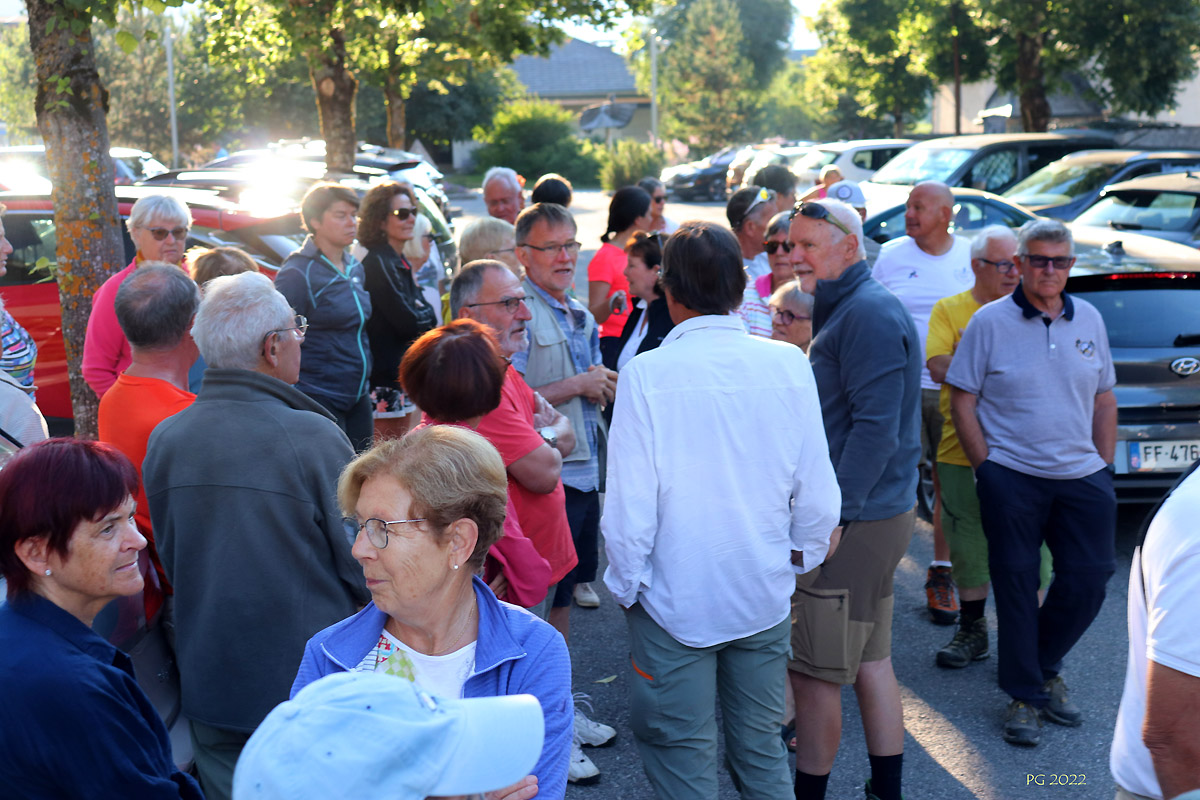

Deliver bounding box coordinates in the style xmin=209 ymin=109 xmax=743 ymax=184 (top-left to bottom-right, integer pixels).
xmin=275 ymin=182 xmax=373 ymax=451
xmin=602 ymin=231 xmax=674 ymax=374
xmin=187 ymin=245 xmax=259 ymax=286
xmin=0 ymin=438 xmax=202 ymax=798
xmin=355 ymin=182 xmax=439 ymax=440
xmin=737 ymin=211 xmax=792 ymax=338
xmin=769 ymin=280 xmax=815 ymax=352
xmin=458 ymin=216 xmax=522 ymax=277
xmin=291 ymin=417 xmax=571 ymax=798
xmin=83 ymin=194 xmax=192 ymax=397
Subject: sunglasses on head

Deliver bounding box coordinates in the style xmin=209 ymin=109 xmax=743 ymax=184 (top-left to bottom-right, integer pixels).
xmin=763 ymin=240 xmax=795 ymax=255
xmin=146 ymin=226 xmax=189 ymax=242
xmin=390 ymin=208 xmax=417 ymax=221
xmin=789 ymin=202 xmax=852 ymax=237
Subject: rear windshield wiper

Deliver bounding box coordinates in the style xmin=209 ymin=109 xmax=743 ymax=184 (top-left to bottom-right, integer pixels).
xmin=1109 ymin=221 xmax=1144 ymax=231
xmin=1174 ymin=333 xmax=1200 ymax=347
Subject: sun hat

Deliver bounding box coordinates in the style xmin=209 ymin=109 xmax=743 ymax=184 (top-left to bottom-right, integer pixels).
xmin=826 ymin=180 xmax=866 ymax=209
xmin=233 ymin=672 xmax=544 ymax=799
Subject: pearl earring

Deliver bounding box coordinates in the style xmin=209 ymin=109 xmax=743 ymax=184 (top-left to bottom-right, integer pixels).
xmin=44 ymin=569 xmax=52 ymax=576
xmin=452 ymin=564 xmax=460 ymax=571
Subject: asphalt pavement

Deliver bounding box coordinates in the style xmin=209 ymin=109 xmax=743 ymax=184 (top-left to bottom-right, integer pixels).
xmin=447 ymin=188 xmax=1149 ymax=800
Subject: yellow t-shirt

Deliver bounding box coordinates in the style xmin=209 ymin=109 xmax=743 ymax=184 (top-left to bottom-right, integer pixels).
xmin=927 ymin=289 xmax=981 ymax=467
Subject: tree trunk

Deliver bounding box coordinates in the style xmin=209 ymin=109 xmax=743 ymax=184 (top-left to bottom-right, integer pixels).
xmin=310 ymin=27 xmax=357 ymax=175
xmin=384 ymin=84 xmax=407 ymax=151
xmin=1015 ymin=31 xmax=1051 ymax=132
xmin=26 ymin=0 xmax=123 ymax=439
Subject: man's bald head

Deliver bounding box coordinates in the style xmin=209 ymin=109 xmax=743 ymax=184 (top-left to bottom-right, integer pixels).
xmin=905 ymin=181 xmax=955 ymax=252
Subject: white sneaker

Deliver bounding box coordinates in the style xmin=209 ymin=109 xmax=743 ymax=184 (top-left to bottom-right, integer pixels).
xmin=568 ymin=735 xmax=601 ymax=784
xmin=573 ymin=582 xmax=600 ymax=608
xmin=574 ymin=703 xmax=616 ymax=747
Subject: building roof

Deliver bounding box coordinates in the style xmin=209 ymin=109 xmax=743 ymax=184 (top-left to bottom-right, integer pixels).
xmin=511 ymin=38 xmax=638 ymax=99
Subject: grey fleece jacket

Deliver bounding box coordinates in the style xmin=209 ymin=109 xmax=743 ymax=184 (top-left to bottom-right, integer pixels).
xmin=809 ymin=260 xmax=922 ymax=523
xmin=144 ymin=368 xmax=370 ymax=732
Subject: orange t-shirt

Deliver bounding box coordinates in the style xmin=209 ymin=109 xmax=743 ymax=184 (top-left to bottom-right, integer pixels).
xmin=98 ymin=374 xmax=196 ymax=604
xmin=588 ymin=242 xmax=631 ymax=338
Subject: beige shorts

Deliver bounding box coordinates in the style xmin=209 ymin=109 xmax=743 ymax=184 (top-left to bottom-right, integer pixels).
xmin=788 ymin=508 xmax=916 ymax=684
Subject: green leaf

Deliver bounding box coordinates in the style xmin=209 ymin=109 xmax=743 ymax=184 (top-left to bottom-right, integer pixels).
xmin=594 ymin=675 xmax=617 ymax=684
xmin=35 ymin=257 xmax=49 ymax=270
xmin=88 ymin=211 xmax=100 ymax=220
xmin=116 ymin=31 xmax=138 ymax=54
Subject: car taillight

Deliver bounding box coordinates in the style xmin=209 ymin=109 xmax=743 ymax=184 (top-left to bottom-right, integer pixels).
xmin=1102 ymin=272 xmax=1198 ymax=280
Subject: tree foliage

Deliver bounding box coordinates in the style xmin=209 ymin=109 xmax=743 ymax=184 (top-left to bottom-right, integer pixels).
xmin=653 ymin=0 xmax=793 ymax=91
xmin=471 ymin=98 xmax=603 ymax=184
xmin=0 ymin=26 xmax=38 ymax=143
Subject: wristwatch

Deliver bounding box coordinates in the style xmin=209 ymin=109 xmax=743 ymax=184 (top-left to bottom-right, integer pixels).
xmin=539 ymin=426 xmax=558 ymax=449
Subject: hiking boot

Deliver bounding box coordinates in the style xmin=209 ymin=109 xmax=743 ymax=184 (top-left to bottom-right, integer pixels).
xmin=568 ymin=735 xmax=601 ymax=784
xmin=925 ymin=565 xmax=959 ymax=625
xmin=935 ymin=616 xmax=989 ymax=668
xmin=1041 ymin=675 xmax=1083 ymax=727
xmin=574 ymin=582 xmax=600 ymax=608
xmin=1003 ymin=700 xmax=1042 ymax=747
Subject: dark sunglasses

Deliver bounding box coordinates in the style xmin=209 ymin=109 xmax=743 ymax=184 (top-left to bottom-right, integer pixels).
xmin=789 ymin=202 xmax=851 ymax=236
xmin=652 ymin=195 xmax=666 ymax=203
xmin=390 ymin=208 xmax=417 ymax=221
xmin=146 ymin=226 xmax=189 ymax=242
xmin=763 ymin=240 xmax=795 ymax=255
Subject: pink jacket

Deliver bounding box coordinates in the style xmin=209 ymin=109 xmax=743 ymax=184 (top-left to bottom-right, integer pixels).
xmin=82 ymin=259 xmax=137 ymax=397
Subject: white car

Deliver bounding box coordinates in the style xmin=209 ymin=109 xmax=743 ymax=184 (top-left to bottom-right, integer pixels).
xmin=791 ymin=139 xmax=915 ymax=192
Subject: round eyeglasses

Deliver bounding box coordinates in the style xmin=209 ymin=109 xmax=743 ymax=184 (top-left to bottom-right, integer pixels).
xmin=343 ymin=517 xmax=428 ymax=548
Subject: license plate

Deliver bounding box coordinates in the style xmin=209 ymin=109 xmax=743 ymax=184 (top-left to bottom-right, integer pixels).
xmin=1129 ymin=440 xmax=1200 ymax=472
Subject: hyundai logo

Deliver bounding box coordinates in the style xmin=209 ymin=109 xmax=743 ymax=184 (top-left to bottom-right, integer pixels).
xmin=1170 ymin=356 xmax=1200 ymax=377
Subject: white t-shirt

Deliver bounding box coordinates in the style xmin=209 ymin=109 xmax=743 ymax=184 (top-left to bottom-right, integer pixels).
xmin=871 ymin=236 xmax=973 ymax=390
xmin=617 ymin=300 xmax=651 ymax=371
xmin=356 ymin=629 xmax=477 ymax=700
xmin=1111 ymin=469 xmax=1200 ymax=799
xmin=743 ymin=252 xmax=770 ymax=281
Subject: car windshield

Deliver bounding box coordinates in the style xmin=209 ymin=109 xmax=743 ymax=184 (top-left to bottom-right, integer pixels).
xmin=1072 ymin=285 xmax=1200 ymax=348
xmin=793 ymin=149 xmax=838 ymax=172
xmin=870 ymin=147 xmax=974 ymax=185
xmin=1004 ymin=161 xmax=1121 ymax=206
xmin=1075 ymin=191 xmax=1200 ymax=232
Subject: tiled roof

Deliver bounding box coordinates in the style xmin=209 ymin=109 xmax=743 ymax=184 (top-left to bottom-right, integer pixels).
xmin=512 ymin=38 xmax=638 ymax=98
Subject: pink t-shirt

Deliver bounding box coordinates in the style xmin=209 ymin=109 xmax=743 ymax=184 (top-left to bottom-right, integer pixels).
xmin=82 ymin=259 xmax=137 ymax=397
xmin=588 ymin=242 xmax=630 ymax=338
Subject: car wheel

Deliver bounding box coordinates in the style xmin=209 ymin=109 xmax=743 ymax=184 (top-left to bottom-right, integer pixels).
xmin=708 ymin=183 xmax=725 ymax=202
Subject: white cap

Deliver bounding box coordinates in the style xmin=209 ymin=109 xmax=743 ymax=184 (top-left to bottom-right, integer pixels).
xmin=827 ymin=180 xmax=866 ymax=209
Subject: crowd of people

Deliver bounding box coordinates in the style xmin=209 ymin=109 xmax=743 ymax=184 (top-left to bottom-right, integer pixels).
xmin=0 ymin=160 xmax=1192 ymax=800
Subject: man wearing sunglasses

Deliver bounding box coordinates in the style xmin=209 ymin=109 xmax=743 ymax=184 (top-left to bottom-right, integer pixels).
xmin=726 ymin=186 xmax=777 ymax=280
xmin=871 ymin=181 xmax=975 ymax=629
xmin=787 ymin=199 xmax=922 ymax=800
xmin=946 ymin=219 xmax=1117 ymax=748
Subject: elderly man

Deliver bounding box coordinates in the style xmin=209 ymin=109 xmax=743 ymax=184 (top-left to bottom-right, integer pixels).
xmin=144 ymin=272 xmax=369 ymax=800
xmin=727 ymin=185 xmax=777 ymax=280
xmin=603 ymin=221 xmax=840 ymax=799
xmin=98 ymin=264 xmax=200 ymax=617
xmin=1112 ymin=464 xmax=1200 ymax=800
xmin=787 ymin=199 xmax=922 ymax=800
xmin=872 ymin=181 xmax=974 ymax=627
xmin=926 ymin=226 xmax=1051 ymax=670
xmin=947 ymin=219 xmax=1117 ymax=747
xmin=483 ymin=166 xmax=525 ymax=225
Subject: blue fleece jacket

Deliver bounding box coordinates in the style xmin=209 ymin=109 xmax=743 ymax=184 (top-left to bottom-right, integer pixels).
xmin=809 ymin=260 xmax=922 ymax=522
xmin=291 ymin=576 xmax=572 ymax=797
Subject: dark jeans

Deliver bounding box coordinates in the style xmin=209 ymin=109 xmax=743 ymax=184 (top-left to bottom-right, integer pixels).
xmin=975 ymin=460 xmax=1116 ymax=706
xmin=553 ymin=486 xmax=601 ymax=607
xmin=311 ymin=392 xmax=373 ymax=453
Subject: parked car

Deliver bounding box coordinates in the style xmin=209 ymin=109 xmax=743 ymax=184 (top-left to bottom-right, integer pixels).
xmin=1072 ymin=172 xmax=1200 ymax=247
xmin=661 ymin=146 xmax=739 ymax=201
xmin=1065 ymin=241 xmax=1200 ymax=501
xmin=862 ymin=132 xmax=1116 ymax=213
xmin=739 ymin=145 xmax=816 ymax=191
xmin=0 ymin=146 xmax=169 ymax=193
xmin=0 ymin=186 xmax=308 ymax=420
xmin=791 ymin=139 xmax=915 ymax=192
xmin=1003 ymin=150 xmax=1200 ymax=220
xmin=725 ymin=144 xmax=785 ymax=194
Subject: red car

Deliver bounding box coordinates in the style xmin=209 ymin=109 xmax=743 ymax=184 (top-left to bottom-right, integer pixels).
xmin=0 ymin=186 xmax=306 ymax=419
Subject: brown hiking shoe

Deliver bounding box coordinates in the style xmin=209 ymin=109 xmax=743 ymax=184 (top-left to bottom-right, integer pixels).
xmin=925 ymin=565 xmax=959 ymax=625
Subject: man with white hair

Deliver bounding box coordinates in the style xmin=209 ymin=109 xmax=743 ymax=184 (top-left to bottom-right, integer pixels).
xmin=143 ymin=272 xmax=369 ymax=800
xmin=483 ymin=167 xmax=525 ymax=225
xmin=787 ymin=199 xmax=922 ymax=800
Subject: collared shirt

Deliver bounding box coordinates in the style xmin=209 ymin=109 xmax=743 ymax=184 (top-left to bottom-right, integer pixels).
xmin=602 ymin=314 xmax=841 ymax=647
xmin=945 ymin=282 xmax=1116 ymax=480
xmin=0 ymin=594 xmax=203 ymax=798
xmin=512 ymin=281 xmax=601 ymax=491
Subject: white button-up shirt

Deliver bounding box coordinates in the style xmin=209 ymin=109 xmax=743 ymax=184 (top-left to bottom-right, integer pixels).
xmin=602 ymin=314 xmax=841 ymax=647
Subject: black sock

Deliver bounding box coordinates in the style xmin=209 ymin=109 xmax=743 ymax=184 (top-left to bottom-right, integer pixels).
xmin=795 ymin=769 xmax=830 ymax=800
xmin=960 ymin=598 xmax=986 ymax=625
xmin=868 ymin=752 xmax=903 ymax=800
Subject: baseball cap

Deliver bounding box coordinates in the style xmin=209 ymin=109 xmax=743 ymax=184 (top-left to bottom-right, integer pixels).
xmin=827 ymin=180 xmax=866 ymax=209
xmin=233 ymin=672 xmax=545 ymax=800
xmin=727 ymin=186 xmax=776 ymax=230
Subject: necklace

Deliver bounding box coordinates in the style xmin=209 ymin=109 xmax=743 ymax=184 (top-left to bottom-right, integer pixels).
xmin=432 ymin=601 xmax=476 ymax=656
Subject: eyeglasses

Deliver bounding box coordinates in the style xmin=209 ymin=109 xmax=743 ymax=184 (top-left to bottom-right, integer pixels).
xmin=518 ymin=241 xmax=582 ymax=257
xmin=763 ymin=240 xmax=795 ymax=255
xmin=390 ymin=207 xmax=417 ymax=221
xmin=771 ymin=307 xmax=811 ymax=325
xmin=652 ymin=195 xmax=666 ymax=203
xmin=146 ymin=226 xmax=189 ymax=242
xmin=1023 ymin=254 xmax=1075 ymax=270
xmin=978 ymin=257 xmax=1018 ymax=274
xmin=631 ymin=230 xmax=666 ymax=247
xmin=343 ymin=517 xmax=427 ymax=548
xmin=790 ymin=202 xmax=852 ymax=237
xmin=262 ymin=314 xmax=308 ymax=348
xmin=463 ymin=296 xmax=527 ymax=313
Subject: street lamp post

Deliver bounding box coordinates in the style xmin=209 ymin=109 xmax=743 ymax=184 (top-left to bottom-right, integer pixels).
xmin=165 ymin=27 xmax=179 ymax=168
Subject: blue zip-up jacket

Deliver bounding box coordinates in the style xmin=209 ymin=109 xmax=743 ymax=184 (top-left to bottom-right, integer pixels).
xmin=291 ymin=576 xmax=572 ymax=797
xmin=275 ymin=237 xmax=372 ymax=408
xmin=809 ymin=259 xmax=922 ymax=522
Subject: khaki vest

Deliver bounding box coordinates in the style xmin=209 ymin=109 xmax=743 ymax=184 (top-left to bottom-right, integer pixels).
xmin=521 ymin=278 xmax=594 ymax=465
